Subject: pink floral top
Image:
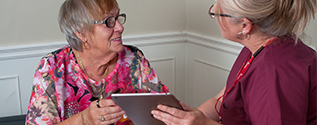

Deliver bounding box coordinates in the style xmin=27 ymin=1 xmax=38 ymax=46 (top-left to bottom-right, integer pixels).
xmin=25 ymin=45 xmax=169 ymax=125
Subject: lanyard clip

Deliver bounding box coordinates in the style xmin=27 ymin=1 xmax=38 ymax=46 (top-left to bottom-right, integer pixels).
xmin=219 ymin=116 xmax=223 ymax=124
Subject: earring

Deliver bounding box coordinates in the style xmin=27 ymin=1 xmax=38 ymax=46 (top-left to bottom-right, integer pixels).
xmin=82 ymin=39 xmax=88 ymax=49
xmin=83 ymin=42 xmax=87 ymax=49
xmin=237 ymin=31 xmax=249 ymax=40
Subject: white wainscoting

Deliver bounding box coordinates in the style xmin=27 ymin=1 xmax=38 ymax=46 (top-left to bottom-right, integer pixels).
xmin=0 ymin=75 xmax=21 ymax=117
xmin=0 ymin=32 xmax=242 ymax=117
xmin=185 ymin=32 xmax=242 ymax=107
xmin=0 ymin=42 xmax=68 ymax=117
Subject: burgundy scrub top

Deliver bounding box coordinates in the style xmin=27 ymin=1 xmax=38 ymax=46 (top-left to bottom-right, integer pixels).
xmin=221 ymin=37 xmax=316 ymax=125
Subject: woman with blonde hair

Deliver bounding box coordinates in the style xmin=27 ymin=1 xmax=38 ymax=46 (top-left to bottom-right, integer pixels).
xmin=152 ymin=0 xmax=317 ymax=124
xmin=25 ymin=0 xmax=169 ymax=124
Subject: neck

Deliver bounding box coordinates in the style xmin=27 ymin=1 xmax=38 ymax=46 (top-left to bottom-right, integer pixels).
xmin=74 ymin=49 xmax=117 ymax=81
xmin=242 ymin=36 xmax=275 ymax=55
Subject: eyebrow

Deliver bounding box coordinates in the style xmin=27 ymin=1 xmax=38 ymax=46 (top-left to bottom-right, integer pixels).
xmin=117 ymin=9 xmax=121 ymax=15
xmin=102 ymin=9 xmax=121 ymax=19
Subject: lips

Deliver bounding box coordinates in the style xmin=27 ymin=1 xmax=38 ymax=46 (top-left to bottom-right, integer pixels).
xmin=111 ymin=37 xmax=122 ymax=42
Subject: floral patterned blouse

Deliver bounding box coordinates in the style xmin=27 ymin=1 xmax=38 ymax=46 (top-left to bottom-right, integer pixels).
xmin=25 ymin=45 xmax=169 ymax=125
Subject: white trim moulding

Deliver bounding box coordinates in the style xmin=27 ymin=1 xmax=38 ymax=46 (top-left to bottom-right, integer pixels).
xmin=0 ymin=32 xmax=242 ymax=61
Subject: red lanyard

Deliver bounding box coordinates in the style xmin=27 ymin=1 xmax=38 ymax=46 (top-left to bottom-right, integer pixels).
xmin=214 ymin=37 xmax=277 ymax=123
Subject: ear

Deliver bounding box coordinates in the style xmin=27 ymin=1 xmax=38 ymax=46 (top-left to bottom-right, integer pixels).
xmin=240 ymin=18 xmax=253 ymax=34
xmin=74 ymin=31 xmax=86 ymax=42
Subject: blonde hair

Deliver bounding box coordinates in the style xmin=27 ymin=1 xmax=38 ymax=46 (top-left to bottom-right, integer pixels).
xmin=219 ymin=0 xmax=317 ymax=41
xmin=58 ymin=0 xmax=118 ymax=51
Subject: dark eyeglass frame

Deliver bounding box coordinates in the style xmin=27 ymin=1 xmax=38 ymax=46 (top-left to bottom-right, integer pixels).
xmin=208 ymin=4 xmax=233 ymax=19
xmin=93 ymin=13 xmax=126 ymax=28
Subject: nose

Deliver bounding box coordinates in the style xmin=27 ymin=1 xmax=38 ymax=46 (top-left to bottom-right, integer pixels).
xmin=114 ymin=20 xmax=124 ymax=33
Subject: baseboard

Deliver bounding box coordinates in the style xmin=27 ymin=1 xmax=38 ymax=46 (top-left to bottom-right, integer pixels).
xmin=0 ymin=115 xmax=26 ymax=125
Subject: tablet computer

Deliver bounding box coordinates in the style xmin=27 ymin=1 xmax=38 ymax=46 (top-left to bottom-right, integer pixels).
xmin=111 ymin=93 xmax=183 ymax=125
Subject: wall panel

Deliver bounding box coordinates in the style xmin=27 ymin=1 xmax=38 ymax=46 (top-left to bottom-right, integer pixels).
xmin=187 ymin=60 xmax=229 ymax=108
xmin=0 ymin=76 xmax=21 ymax=117
xmin=184 ymin=32 xmax=242 ymax=107
xmin=150 ymin=58 xmax=176 ymax=94
xmin=137 ymin=42 xmax=187 ymax=102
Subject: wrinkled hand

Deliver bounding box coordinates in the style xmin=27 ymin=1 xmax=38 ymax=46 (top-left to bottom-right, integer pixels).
xmin=85 ymin=99 xmax=125 ymax=125
xmin=151 ymin=102 xmax=212 ymax=125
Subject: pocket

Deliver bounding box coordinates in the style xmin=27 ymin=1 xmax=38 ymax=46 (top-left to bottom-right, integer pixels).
xmin=222 ymin=99 xmax=244 ymax=109
xmin=221 ymin=100 xmax=251 ymax=125
xmin=222 ymin=100 xmax=245 ymax=117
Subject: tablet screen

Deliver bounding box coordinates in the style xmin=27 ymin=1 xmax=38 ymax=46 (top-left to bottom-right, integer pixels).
xmin=111 ymin=93 xmax=183 ymax=125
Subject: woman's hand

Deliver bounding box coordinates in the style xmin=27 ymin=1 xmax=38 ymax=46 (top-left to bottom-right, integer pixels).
xmin=85 ymin=99 xmax=125 ymax=125
xmin=151 ymin=102 xmax=217 ymax=125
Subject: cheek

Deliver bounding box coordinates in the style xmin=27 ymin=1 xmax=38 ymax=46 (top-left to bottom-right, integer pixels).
xmin=217 ymin=19 xmax=228 ymax=36
xmin=93 ymin=28 xmax=111 ymax=40
xmin=104 ymin=29 xmax=114 ymax=39
xmin=217 ymin=18 xmax=237 ymax=40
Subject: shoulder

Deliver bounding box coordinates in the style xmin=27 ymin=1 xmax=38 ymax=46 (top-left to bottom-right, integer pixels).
xmin=247 ymin=37 xmax=315 ymax=91
xmin=262 ymin=37 xmax=316 ymax=66
xmin=124 ymin=45 xmax=144 ymax=56
xmin=244 ymin=36 xmax=316 ymax=88
xmin=36 ymin=45 xmax=72 ymax=71
xmin=253 ymin=37 xmax=316 ymax=77
xmin=124 ymin=45 xmax=140 ymax=52
xmin=122 ymin=45 xmax=146 ymax=60
xmin=42 ymin=45 xmax=72 ymax=60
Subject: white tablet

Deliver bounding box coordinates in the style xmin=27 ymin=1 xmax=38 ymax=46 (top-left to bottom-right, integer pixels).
xmin=111 ymin=93 xmax=183 ymax=125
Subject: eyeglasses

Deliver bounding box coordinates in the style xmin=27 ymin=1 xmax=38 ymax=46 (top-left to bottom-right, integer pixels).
xmin=208 ymin=4 xmax=232 ymax=19
xmin=93 ymin=13 xmax=126 ymax=28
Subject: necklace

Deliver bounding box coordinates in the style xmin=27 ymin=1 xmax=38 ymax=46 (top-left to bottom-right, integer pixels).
xmin=77 ymin=52 xmax=109 ymax=100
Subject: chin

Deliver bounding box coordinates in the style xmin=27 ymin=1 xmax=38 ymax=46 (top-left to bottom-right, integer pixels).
xmin=222 ymin=34 xmax=230 ymax=41
xmin=222 ymin=34 xmax=236 ymax=43
xmin=114 ymin=44 xmax=124 ymax=53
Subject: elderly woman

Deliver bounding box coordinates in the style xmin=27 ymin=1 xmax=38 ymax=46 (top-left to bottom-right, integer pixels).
xmin=152 ymin=0 xmax=316 ymax=125
xmin=25 ymin=0 xmax=169 ymax=125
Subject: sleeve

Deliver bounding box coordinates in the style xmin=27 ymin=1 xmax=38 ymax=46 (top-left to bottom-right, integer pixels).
xmin=25 ymin=58 xmax=61 ymax=125
xmin=126 ymin=45 xmax=169 ymax=93
xmin=307 ymin=57 xmax=317 ymax=125
xmin=137 ymin=50 xmax=169 ymax=93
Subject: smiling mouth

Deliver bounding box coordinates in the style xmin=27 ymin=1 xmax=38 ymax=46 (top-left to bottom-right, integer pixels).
xmin=111 ymin=38 xmax=122 ymax=42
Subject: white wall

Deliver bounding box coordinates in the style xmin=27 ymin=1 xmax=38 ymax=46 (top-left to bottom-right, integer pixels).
xmin=117 ymin=0 xmax=187 ymax=36
xmin=304 ymin=13 xmax=317 ymax=49
xmin=187 ymin=0 xmax=222 ymax=38
xmin=0 ymin=0 xmax=65 ymax=46
xmin=0 ymin=0 xmax=186 ymax=47
xmin=0 ymin=0 xmax=316 ymax=47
